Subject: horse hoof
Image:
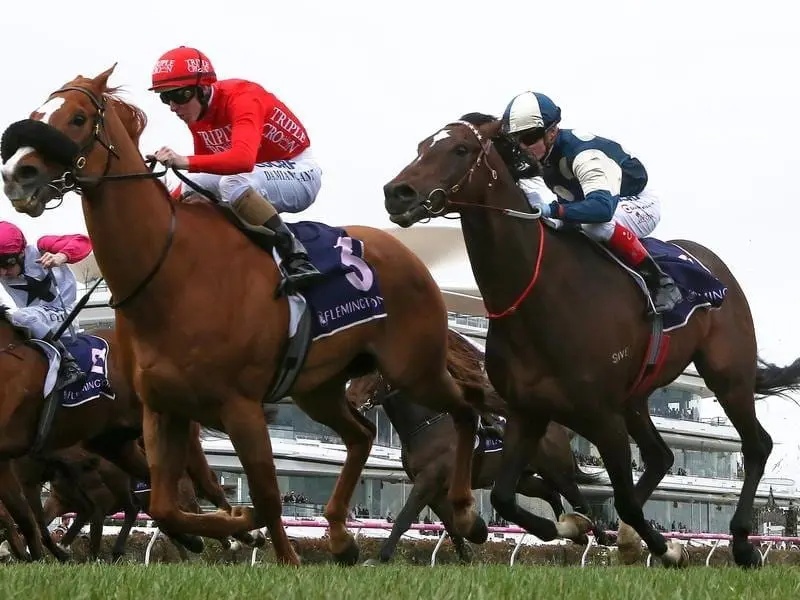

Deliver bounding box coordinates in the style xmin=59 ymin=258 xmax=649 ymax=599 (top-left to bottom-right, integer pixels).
xmin=465 ymin=514 xmax=488 ymax=544
xmin=362 ymin=558 xmax=380 ymax=567
xmin=333 ymin=537 xmax=360 ymax=566
xmin=733 ymin=542 xmax=764 ymax=568
xmin=247 ymin=530 xmax=267 ymax=549
xmin=555 ymin=512 xmax=592 ymax=541
xmin=660 ymin=540 xmax=689 ymax=568
xmin=228 ymin=540 xmax=242 ymax=553
xmin=230 ymin=506 xmax=255 ymax=530
xmin=182 ymin=535 xmax=205 ymax=554
xmin=615 ymin=521 xmax=643 ymax=565
xmin=454 ymin=506 xmax=479 ymax=539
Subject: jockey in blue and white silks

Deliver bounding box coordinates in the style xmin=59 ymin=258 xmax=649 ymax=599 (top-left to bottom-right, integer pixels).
xmin=501 ymin=91 xmax=682 ymax=314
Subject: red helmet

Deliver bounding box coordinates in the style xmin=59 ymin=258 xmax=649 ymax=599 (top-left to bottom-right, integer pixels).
xmin=0 ymin=221 xmax=26 ymax=255
xmin=149 ymin=46 xmax=217 ymax=91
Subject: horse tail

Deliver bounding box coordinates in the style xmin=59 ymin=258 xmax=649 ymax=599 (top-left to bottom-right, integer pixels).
xmin=754 ymin=356 xmax=800 ymax=400
xmin=572 ymin=453 xmax=606 ymax=484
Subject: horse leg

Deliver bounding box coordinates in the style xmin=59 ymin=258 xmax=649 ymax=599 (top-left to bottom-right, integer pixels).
xmin=367 ymin=471 xmax=439 ymax=564
xmin=141 ymin=405 xmax=241 ymax=547
xmin=591 ymin=412 xmax=687 ymax=567
xmin=401 ymin=377 xmax=483 ymax=541
xmin=515 ymin=473 xmax=566 ymax=519
xmin=428 ymin=494 xmax=474 ymax=564
xmin=0 ymin=498 xmax=28 ymax=562
xmin=218 ymin=396 xmax=300 ymax=566
xmin=60 ymin=513 xmax=88 ymax=548
xmin=490 ymin=412 xmax=590 ymax=543
xmin=694 ymin=355 xmax=771 ymax=568
xmin=21 ymin=480 xmax=70 ymax=562
xmin=185 ymin=429 xmax=261 ymax=548
xmin=87 ymin=507 xmax=105 ymax=562
xmin=0 ymin=462 xmax=43 ymax=560
xmin=292 ymin=381 xmax=376 ymax=565
xmin=614 ymin=403 xmax=674 ymax=563
xmin=111 ymin=502 xmax=137 ymax=563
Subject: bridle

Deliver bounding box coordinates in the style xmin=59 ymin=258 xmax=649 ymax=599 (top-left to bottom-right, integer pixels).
xmin=414 ymin=120 xmax=547 ymax=319
xmin=39 ymin=86 xmax=169 ymax=197
xmin=418 ymin=120 xmax=498 ymax=217
xmin=21 ymin=85 xmax=181 ymax=309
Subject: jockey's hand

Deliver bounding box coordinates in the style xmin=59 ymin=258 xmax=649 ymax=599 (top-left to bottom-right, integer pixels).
xmin=37 ymin=252 xmax=67 ymax=269
xmin=146 ymin=147 xmax=189 ymax=170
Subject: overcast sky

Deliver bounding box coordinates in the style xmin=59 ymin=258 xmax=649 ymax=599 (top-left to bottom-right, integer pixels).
xmin=1 ymin=0 xmax=799 ymax=449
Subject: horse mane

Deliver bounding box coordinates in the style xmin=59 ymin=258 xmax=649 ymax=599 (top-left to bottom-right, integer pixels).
xmin=346 ymin=329 xmax=508 ymax=416
xmin=103 ymin=86 xmax=148 ymax=146
xmin=459 ymin=112 xmax=541 ymax=181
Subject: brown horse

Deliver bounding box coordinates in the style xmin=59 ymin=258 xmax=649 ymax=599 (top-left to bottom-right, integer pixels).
xmin=0 ymin=66 xmax=492 ymax=565
xmin=347 ymin=328 xmax=607 ymax=564
xmin=17 ymin=442 xmax=247 ymax=563
xmin=0 ymin=315 xmax=238 ymax=561
xmin=383 ymin=113 xmax=800 ymax=568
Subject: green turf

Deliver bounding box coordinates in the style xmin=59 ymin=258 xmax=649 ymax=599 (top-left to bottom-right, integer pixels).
xmin=1 ymin=563 xmax=799 ymax=600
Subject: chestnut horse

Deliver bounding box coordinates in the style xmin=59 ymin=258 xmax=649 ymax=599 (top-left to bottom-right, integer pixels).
xmin=383 ymin=113 xmax=800 ymax=568
xmin=0 ymin=66 xmax=495 ymax=565
xmin=0 ymin=317 xmax=240 ymax=561
xmin=347 ymin=328 xmax=607 ymax=564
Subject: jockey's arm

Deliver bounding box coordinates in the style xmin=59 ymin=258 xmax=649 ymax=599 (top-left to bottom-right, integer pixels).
xmin=548 ymin=149 xmax=621 ymax=223
xmin=36 ymin=234 xmax=93 ymax=263
xmin=187 ymin=93 xmax=266 ymax=175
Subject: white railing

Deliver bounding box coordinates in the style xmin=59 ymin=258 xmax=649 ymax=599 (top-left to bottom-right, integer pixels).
xmin=55 ymin=512 xmax=800 ymax=567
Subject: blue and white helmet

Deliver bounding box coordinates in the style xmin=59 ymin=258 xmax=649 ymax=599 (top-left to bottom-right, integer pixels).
xmin=501 ymin=91 xmax=562 ymax=136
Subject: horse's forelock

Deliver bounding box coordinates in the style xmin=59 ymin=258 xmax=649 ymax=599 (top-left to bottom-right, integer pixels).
xmin=458 ymin=112 xmax=541 ymax=182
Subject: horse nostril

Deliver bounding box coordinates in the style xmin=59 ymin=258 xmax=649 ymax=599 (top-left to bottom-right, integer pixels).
xmin=16 ymin=164 xmax=41 ymax=184
xmin=385 ymin=183 xmax=418 ymax=204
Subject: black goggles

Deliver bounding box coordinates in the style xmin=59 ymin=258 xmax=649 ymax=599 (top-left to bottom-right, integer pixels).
xmin=0 ymin=253 xmax=22 ymax=268
xmin=514 ymin=128 xmax=548 ymax=146
xmin=159 ymin=87 xmax=197 ymax=105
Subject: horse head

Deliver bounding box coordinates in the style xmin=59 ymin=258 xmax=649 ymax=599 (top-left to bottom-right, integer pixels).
xmin=383 ymin=113 xmax=540 ymax=227
xmin=0 ymin=64 xmax=149 ymax=217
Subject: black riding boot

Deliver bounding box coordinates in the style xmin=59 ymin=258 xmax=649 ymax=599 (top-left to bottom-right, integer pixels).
xmin=264 ymin=214 xmax=324 ymax=291
xmin=44 ymin=333 xmax=85 ymax=390
xmin=636 ymin=255 xmax=683 ymax=314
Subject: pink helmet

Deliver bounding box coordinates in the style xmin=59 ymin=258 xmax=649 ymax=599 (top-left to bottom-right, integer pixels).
xmin=0 ymin=221 xmax=26 ymax=255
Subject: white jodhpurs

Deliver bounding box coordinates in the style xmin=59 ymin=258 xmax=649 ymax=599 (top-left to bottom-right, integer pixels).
xmin=175 ymin=148 xmax=322 ymax=213
xmin=8 ymin=305 xmax=74 ymax=341
xmin=581 ymin=189 xmax=661 ymax=242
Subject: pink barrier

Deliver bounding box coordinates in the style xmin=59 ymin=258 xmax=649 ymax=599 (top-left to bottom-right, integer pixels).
xmin=56 ymin=511 xmax=800 ymax=567
xmin=66 ymin=512 xmax=800 ymax=544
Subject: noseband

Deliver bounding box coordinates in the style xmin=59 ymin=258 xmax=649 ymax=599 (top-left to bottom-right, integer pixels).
xmin=420 ymin=120 xmax=498 ymax=217
xmin=38 ymin=86 xmax=169 ymax=198
xmin=4 ymin=85 xmax=180 ymax=310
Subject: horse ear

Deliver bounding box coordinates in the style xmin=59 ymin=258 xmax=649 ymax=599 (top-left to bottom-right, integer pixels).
xmin=92 ymin=63 xmax=118 ymax=91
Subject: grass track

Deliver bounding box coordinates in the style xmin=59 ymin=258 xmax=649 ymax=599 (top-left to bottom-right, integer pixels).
xmin=2 ymin=563 xmax=800 ymax=600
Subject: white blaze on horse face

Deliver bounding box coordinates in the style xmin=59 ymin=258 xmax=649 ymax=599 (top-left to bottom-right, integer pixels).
xmin=430 ymin=129 xmax=450 ymax=148
xmin=415 ymin=128 xmax=452 ymax=163
xmin=32 ymin=97 xmax=66 ymax=124
xmin=1 ymin=147 xmax=34 ymax=179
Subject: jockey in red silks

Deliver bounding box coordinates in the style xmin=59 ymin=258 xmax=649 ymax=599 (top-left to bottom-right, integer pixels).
xmin=0 ymin=221 xmax=92 ymax=390
xmin=147 ymin=45 xmax=324 ymax=290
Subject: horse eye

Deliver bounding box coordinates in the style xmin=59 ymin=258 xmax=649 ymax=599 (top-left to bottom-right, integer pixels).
xmin=70 ymin=114 xmax=87 ymax=127
xmin=454 ymin=144 xmax=469 ymax=156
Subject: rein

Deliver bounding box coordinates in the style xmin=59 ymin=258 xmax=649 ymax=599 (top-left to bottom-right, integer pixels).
xmin=19 ymin=85 xmax=187 ymax=309
xmin=418 ymin=120 xmax=547 ymax=319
